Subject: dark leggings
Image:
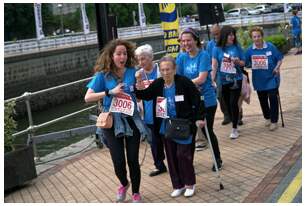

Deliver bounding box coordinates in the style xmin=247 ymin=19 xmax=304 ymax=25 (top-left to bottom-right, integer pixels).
xmin=201 ymin=105 xmax=221 ymax=161
xmin=222 ymin=80 xmax=242 ymax=129
xmin=103 ymin=117 xmax=141 ymax=194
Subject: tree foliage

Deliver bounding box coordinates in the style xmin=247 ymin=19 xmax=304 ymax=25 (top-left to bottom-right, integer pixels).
xmin=5 ymin=3 xmax=201 ymax=41
xmin=4 ymin=101 xmax=17 ymax=152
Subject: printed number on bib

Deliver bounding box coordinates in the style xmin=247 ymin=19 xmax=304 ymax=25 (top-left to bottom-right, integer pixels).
xmin=220 ymin=58 xmax=236 ymax=74
xmin=110 ymin=92 xmax=134 ymax=116
xmin=156 ymin=97 xmax=168 ymax=119
xmin=252 ymin=55 xmax=268 ymax=70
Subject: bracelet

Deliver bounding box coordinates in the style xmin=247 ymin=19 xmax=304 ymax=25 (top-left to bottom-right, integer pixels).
xmin=105 ymin=89 xmax=110 ymax=97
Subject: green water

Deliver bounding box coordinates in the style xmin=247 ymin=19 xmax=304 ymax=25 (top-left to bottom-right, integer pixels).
xmin=15 ymin=99 xmax=97 ymax=157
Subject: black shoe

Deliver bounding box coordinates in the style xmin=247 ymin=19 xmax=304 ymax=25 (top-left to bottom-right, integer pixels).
xmin=149 ymin=168 xmax=167 ymax=177
xmin=238 ymin=119 xmax=243 ymax=125
xmin=221 ymin=119 xmax=231 ymax=125
xmin=212 ymin=159 xmax=223 ymax=172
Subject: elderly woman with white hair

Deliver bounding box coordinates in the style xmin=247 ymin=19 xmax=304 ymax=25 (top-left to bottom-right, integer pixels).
xmin=135 ymin=44 xmax=167 ymax=177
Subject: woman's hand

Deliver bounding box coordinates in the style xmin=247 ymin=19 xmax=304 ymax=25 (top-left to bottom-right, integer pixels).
xmin=273 ymin=67 xmax=280 ymax=76
xmin=231 ymin=57 xmax=240 ymax=65
xmin=136 ymin=81 xmax=146 ymax=90
xmin=196 ymin=120 xmax=206 ymax=128
xmin=110 ymin=83 xmax=124 ymax=95
xmin=135 ymin=70 xmax=142 ymax=82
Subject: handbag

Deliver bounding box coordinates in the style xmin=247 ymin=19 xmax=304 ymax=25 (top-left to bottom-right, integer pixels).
xmin=96 ymin=112 xmax=113 ymax=128
xmin=165 ymin=118 xmax=191 ymax=140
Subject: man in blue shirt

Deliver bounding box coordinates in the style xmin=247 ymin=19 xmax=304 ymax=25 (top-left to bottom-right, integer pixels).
xmin=206 ymin=24 xmax=231 ymax=125
xmin=290 ymin=10 xmax=302 ymax=55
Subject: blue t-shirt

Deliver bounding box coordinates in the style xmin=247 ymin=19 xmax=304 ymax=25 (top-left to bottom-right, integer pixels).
xmin=159 ymin=83 xmax=192 ymax=144
xmin=245 ymin=42 xmax=283 ymax=91
xmin=140 ymin=64 xmax=158 ymax=125
xmin=176 ymin=50 xmax=217 ymax=107
xmin=86 ymin=67 xmax=137 ymax=111
xmin=291 ymin=16 xmax=302 ymax=36
xmin=206 ymin=39 xmax=217 ymax=60
xmin=212 ymin=44 xmax=245 ymax=85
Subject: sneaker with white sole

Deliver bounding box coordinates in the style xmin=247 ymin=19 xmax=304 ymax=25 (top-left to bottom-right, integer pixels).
xmin=184 ymin=185 xmax=195 ymax=197
xmin=229 ymin=129 xmax=239 ymax=139
xmin=269 ymin=123 xmax=278 ymax=131
xmin=170 ymin=188 xmax=185 ymax=197
xmin=265 ymin=119 xmax=271 ymax=127
xmin=132 ymin=193 xmax=142 ymax=203
xmin=116 ymin=182 xmax=130 ymax=202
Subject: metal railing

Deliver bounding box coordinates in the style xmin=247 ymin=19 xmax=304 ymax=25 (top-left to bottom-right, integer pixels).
xmin=4 ymin=12 xmax=300 ymax=56
xmin=5 ymin=50 xmax=166 ymax=160
xmin=5 ymin=77 xmax=96 ymax=159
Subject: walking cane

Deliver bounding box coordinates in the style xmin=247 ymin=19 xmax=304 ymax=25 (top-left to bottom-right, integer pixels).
xmin=202 ymin=121 xmax=224 ymax=190
xmin=277 ymin=91 xmax=285 ymax=127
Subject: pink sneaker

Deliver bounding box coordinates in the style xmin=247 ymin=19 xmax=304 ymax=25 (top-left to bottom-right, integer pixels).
xmin=132 ymin=193 xmax=142 ymax=203
xmin=116 ymin=183 xmax=129 ymax=202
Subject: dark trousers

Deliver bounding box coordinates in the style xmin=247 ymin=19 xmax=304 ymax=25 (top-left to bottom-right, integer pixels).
xmin=103 ymin=118 xmax=141 ymax=194
xmin=163 ymin=138 xmax=196 ymax=189
xmin=257 ymin=88 xmax=279 ymax=123
xmin=147 ymin=124 xmax=166 ymax=171
xmin=201 ymin=105 xmax=221 ymax=161
xmin=222 ymin=80 xmax=242 ymax=128
xmin=217 ymin=85 xmax=231 ymax=120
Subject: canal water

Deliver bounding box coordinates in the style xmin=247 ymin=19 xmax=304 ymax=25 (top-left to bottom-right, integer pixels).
xmin=15 ymin=98 xmax=97 ymax=157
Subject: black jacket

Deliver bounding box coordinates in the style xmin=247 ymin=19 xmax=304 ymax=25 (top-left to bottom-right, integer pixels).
xmin=135 ymin=74 xmax=206 ymax=135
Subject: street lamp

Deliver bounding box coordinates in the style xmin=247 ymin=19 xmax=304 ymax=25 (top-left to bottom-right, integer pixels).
xmin=57 ymin=4 xmax=64 ymax=34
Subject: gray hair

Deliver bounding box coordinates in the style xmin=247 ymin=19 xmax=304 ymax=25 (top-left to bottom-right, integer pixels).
xmin=135 ymin=44 xmax=154 ymax=59
xmin=159 ymin=55 xmax=176 ymax=67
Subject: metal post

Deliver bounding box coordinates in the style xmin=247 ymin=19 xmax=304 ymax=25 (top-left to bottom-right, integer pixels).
xmin=23 ymin=92 xmax=39 ymax=160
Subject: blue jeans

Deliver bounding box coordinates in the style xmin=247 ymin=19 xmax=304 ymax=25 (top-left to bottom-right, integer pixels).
xmin=293 ymin=34 xmax=302 ymax=48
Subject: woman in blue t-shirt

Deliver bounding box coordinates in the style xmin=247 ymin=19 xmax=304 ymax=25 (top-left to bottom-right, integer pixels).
xmin=84 ymin=39 xmax=143 ymax=203
xmin=212 ymin=26 xmax=245 ymax=139
xmin=135 ymin=44 xmax=167 ymax=177
xmin=245 ymin=27 xmax=283 ymax=131
xmin=135 ymin=56 xmax=205 ymax=198
xmin=176 ymin=27 xmax=223 ymax=172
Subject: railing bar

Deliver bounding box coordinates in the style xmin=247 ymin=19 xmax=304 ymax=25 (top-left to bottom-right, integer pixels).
xmin=33 ymin=105 xmax=97 ymax=132
xmin=12 ymin=105 xmax=97 ymax=137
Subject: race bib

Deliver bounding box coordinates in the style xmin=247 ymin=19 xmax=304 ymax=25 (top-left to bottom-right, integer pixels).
xmin=110 ymin=92 xmax=135 ymax=116
xmin=156 ymin=97 xmax=168 ymax=119
xmin=252 ymin=55 xmax=268 ymax=70
xmin=220 ymin=58 xmax=236 ymax=74
xmin=143 ymin=79 xmax=154 ymax=89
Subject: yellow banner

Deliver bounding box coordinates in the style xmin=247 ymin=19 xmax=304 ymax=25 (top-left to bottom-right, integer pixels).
xmin=159 ymin=3 xmax=180 ymax=58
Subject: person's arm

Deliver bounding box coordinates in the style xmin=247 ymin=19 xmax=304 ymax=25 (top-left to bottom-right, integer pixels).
xmin=84 ymin=83 xmax=124 ymax=103
xmin=211 ymin=57 xmax=218 ymax=87
xmin=272 ymin=60 xmax=283 ymax=76
xmin=135 ymin=78 xmax=160 ymax=101
xmin=192 ymin=71 xmax=208 ymax=85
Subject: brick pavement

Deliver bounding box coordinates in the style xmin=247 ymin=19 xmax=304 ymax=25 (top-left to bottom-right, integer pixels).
xmin=4 ymin=52 xmax=301 ymax=203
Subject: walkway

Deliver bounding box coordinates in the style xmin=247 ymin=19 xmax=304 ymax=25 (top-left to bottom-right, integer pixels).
xmin=4 ymin=51 xmax=302 ymax=203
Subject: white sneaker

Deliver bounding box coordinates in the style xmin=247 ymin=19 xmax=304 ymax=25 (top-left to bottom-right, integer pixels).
xmin=184 ymin=185 xmax=195 ymax=197
xmin=170 ymin=188 xmax=185 ymax=197
xmin=229 ymin=129 xmax=239 ymax=139
xmin=265 ymin=119 xmax=271 ymax=127
xmin=269 ymin=123 xmax=278 ymax=131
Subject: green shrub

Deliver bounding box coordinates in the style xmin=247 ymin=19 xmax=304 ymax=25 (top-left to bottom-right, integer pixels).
xmin=4 ymin=101 xmax=17 ymax=152
xmin=264 ymin=34 xmax=287 ymax=51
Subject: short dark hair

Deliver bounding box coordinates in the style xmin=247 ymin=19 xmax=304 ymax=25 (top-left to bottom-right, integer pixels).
xmin=217 ymin=26 xmax=238 ymax=48
xmin=249 ymin=26 xmax=264 ymax=38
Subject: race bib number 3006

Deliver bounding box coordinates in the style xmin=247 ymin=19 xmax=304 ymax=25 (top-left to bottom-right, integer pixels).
xmin=110 ymin=92 xmax=135 ymax=116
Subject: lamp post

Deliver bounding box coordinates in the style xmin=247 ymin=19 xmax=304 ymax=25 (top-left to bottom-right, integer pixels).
xmin=57 ymin=3 xmax=64 ymax=34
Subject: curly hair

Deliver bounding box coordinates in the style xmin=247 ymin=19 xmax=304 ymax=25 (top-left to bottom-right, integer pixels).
xmin=217 ymin=26 xmax=238 ymax=49
xmin=94 ymin=39 xmax=137 ymax=73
